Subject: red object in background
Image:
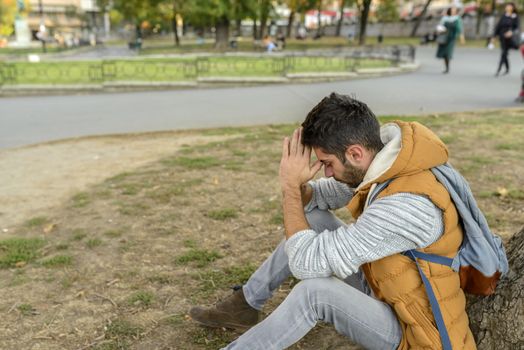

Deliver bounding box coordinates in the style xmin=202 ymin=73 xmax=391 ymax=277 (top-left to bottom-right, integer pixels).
xmin=519 ymin=44 xmax=524 ymax=99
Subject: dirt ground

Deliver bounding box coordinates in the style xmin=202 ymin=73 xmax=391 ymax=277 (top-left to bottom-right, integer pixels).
xmin=0 ymin=132 xmax=237 ymax=231
xmin=0 ymin=110 xmax=523 ymax=350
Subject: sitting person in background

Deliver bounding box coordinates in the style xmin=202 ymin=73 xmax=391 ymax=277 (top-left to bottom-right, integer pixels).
xmin=263 ymin=35 xmax=277 ymax=53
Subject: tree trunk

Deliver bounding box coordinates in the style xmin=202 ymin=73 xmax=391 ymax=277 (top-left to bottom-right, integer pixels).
xmin=335 ymin=0 xmax=346 ymax=37
xmin=467 ymin=227 xmax=524 ymax=348
xmin=286 ymin=9 xmax=295 ymax=38
xmin=236 ymin=19 xmax=241 ymax=36
xmin=316 ymin=0 xmax=323 ymax=38
xmin=172 ymin=5 xmax=179 ymax=46
xmin=358 ymin=0 xmax=371 ymax=45
xmin=252 ymin=18 xmax=258 ymax=40
xmin=215 ymin=15 xmax=229 ymax=50
xmin=410 ymin=0 xmax=432 ymax=37
xmin=475 ymin=9 xmax=484 ymax=38
xmin=259 ymin=0 xmax=270 ymax=39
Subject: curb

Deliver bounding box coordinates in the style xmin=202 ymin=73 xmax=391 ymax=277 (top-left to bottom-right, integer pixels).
xmin=0 ymin=62 xmax=420 ymax=97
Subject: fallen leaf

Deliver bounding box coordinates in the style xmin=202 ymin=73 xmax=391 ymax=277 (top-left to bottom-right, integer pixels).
xmin=497 ymin=187 xmax=508 ymax=197
xmin=43 ymin=223 xmax=56 ymax=234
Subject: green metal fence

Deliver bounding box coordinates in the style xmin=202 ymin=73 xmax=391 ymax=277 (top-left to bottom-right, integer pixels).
xmin=0 ymin=45 xmax=415 ymax=86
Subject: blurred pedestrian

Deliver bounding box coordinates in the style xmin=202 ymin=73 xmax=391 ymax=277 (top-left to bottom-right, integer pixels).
xmin=263 ymin=35 xmax=276 ymax=53
xmin=490 ymin=2 xmax=520 ymax=76
xmin=436 ymin=7 xmax=465 ymax=74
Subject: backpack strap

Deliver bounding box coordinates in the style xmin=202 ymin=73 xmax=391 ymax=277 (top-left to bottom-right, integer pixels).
xmin=403 ymin=250 xmax=453 ymax=350
xmin=368 ymin=180 xmax=454 ymax=350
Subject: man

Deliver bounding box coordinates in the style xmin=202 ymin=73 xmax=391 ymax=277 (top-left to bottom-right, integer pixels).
xmin=189 ymin=93 xmax=476 ymax=349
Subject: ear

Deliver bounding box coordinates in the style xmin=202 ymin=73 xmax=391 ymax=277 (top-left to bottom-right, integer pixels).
xmin=344 ymin=145 xmax=366 ymax=165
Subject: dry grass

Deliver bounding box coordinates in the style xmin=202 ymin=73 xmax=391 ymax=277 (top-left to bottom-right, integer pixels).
xmin=0 ymin=110 xmax=523 ymax=349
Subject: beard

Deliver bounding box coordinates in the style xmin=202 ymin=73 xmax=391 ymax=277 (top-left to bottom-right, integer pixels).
xmin=335 ymin=161 xmax=367 ymax=188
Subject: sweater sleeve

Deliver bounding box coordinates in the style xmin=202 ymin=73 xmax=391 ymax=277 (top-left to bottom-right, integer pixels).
xmin=285 ymin=193 xmax=444 ymax=280
xmin=304 ymin=177 xmax=354 ymax=212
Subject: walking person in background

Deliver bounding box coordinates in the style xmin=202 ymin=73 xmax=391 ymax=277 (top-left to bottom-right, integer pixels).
xmin=491 ymin=2 xmax=520 ymax=76
xmin=436 ymin=7 xmax=466 ymax=74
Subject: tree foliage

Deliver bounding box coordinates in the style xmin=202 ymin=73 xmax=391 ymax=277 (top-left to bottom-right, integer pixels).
xmin=376 ymin=0 xmax=398 ymax=23
xmin=98 ymin=0 xmax=164 ymax=25
xmin=0 ymin=0 xmax=20 ymax=37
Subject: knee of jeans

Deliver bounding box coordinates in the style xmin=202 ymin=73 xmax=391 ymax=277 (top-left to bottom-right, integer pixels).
xmin=291 ymin=277 xmax=339 ymax=301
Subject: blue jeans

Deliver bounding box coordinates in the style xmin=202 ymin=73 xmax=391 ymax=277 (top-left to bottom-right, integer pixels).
xmin=223 ymin=209 xmax=402 ymax=350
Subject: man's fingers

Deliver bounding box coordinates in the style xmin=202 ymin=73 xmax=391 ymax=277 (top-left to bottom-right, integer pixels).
xmin=304 ymin=145 xmax=311 ymax=159
xmin=282 ymin=137 xmax=289 ymax=158
xmin=297 ymin=127 xmax=304 ymax=155
xmin=290 ymin=128 xmax=299 ymax=155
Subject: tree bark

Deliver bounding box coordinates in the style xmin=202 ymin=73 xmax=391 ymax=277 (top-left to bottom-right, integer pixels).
xmin=172 ymin=5 xmax=179 ymax=46
xmin=215 ymin=15 xmax=229 ymax=50
xmin=236 ymin=19 xmax=242 ymax=36
xmin=467 ymin=227 xmax=524 ymax=348
xmin=259 ymin=0 xmax=270 ymax=39
xmin=410 ymin=0 xmax=432 ymax=37
xmin=358 ymin=0 xmax=371 ymax=45
xmin=253 ymin=18 xmax=258 ymax=40
xmin=335 ymin=0 xmax=346 ymax=37
xmin=475 ymin=9 xmax=484 ymax=39
xmin=316 ymin=0 xmax=323 ymax=38
xmin=286 ymin=9 xmax=295 ymax=38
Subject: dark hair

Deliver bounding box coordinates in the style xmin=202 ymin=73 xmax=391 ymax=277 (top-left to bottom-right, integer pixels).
xmin=507 ymin=2 xmax=518 ymax=14
xmin=446 ymin=8 xmax=452 ymax=16
xmin=301 ymin=93 xmax=384 ymax=161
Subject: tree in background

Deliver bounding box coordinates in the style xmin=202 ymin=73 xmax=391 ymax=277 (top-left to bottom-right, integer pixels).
xmin=410 ymin=0 xmax=432 ymax=37
xmin=356 ymin=0 xmax=372 ymax=44
xmin=375 ymin=0 xmax=398 ymax=38
xmin=232 ymin=0 xmax=256 ymax=37
xmin=98 ymin=0 xmax=164 ymax=44
xmin=186 ymin=0 xmax=259 ymax=48
xmin=285 ymin=0 xmax=316 ymax=38
xmin=0 ymin=0 xmax=18 ymax=37
xmin=315 ymin=0 xmax=323 ymax=38
xmin=155 ymin=0 xmax=186 ymax=46
xmin=258 ymin=0 xmax=272 ymax=39
xmin=335 ymin=0 xmax=347 ymax=37
xmin=185 ymin=0 xmax=231 ymax=49
xmin=376 ymin=0 xmax=398 ymax=23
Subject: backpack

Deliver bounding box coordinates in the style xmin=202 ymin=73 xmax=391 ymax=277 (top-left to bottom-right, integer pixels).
xmin=368 ymin=163 xmax=509 ymax=350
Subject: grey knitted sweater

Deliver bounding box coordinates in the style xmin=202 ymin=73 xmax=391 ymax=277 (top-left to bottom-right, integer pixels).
xmin=284 ymin=178 xmax=444 ymax=280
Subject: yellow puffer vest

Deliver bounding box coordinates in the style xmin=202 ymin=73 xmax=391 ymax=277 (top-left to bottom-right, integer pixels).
xmin=347 ymin=121 xmax=476 ymax=349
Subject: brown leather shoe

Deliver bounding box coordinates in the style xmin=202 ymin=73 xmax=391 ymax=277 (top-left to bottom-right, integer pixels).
xmin=189 ymin=287 xmax=260 ymax=332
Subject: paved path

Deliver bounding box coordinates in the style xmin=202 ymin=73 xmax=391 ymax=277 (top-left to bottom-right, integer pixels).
xmin=0 ymin=46 xmax=521 ymax=149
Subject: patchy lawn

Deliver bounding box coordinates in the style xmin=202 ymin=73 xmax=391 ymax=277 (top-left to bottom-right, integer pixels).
xmin=0 ymin=110 xmax=523 ymax=349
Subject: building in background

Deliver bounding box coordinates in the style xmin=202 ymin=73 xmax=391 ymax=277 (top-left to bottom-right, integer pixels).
xmin=25 ymin=0 xmax=101 ymax=45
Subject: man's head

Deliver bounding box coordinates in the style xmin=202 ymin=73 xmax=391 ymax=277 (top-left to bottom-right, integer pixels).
xmin=301 ymin=93 xmax=383 ymax=187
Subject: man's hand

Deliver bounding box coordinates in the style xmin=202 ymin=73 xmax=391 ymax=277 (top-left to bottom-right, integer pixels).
xmin=279 ymin=128 xmax=322 ymax=193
